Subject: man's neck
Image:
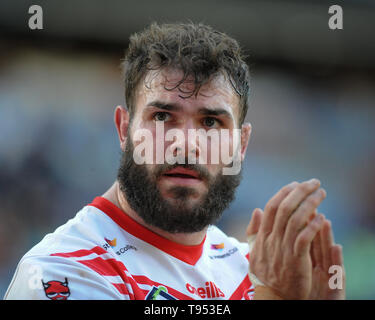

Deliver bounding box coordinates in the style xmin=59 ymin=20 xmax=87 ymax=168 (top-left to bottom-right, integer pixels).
xmin=101 ymin=181 xmax=207 ymax=246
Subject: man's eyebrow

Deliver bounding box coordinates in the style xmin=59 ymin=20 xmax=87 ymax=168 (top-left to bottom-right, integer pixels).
xmin=146 ymin=101 xmax=182 ymax=111
xmin=198 ymin=107 xmax=233 ymax=119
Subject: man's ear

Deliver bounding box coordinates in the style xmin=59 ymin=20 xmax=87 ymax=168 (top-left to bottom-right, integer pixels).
xmin=240 ymin=122 xmax=252 ymax=162
xmin=114 ymin=105 xmax=130 ymax=151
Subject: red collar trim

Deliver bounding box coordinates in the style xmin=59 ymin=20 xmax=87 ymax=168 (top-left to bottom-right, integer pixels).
xmin=88 ymin=196 xmax=205 ymax=266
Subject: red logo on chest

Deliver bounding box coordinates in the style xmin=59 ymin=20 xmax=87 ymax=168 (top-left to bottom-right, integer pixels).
xmin=42 ymin=278 xmax=70 ymax=300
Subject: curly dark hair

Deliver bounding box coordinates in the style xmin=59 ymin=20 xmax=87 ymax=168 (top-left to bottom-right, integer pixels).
xmin=121 ymin=22 xmax=250 ymax=125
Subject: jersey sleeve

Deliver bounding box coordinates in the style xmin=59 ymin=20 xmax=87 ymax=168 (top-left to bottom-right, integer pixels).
xmin=4 ymin=255 xmax=128 ymax=300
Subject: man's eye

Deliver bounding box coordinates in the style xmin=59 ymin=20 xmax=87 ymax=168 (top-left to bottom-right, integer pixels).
xmin=203 ymin=117 xmax=220 ymax=128
xmin=153 ymin=112 xmax=170 ymax=122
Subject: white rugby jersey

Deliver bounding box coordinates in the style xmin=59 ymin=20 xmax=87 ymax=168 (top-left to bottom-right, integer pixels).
xmin=4 ymin=197 xmax=254 ymax=300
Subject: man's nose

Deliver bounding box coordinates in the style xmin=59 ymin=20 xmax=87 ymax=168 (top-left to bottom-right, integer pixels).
xmin=170 ymin=120 xmax=201 ymax=162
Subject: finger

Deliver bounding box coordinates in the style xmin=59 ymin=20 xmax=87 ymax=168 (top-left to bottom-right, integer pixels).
xmin=259 ymin=181 xmax=299 ymax=235
xmin=330 ymin=244 xmax=345 ymax=280
xmin=273 ymin=179 xmax=321 ymax=239
xmin=282 ymin=188 xmax=326 ymax=248
xmin=311 ymin=232 xmax=321 ymax=269
xmin=246 ymin=208 xmax=263 ymax=237
xmin=311 ymin=214 xmax=324 ymax=269
xmin=309 ymin=210 xmax=318 ymax=267
xmin=309 ymin=209 xmax=318 ymax=222
xmin=310 ymin=235 xmax=317 ymax=268
xmin=331 ymin=244 xmax=343 ymax=267
xmin=320 ymin=219 xmax=334 ymax=273
xmin=294 ymin=213 xmax=325 ymax=257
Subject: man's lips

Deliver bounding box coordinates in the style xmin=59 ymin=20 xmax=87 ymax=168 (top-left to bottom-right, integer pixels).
xmin=163 ymin=167 xmax=201 ymax=179
xmin=159 ymin=167 xmax=205 ymax=186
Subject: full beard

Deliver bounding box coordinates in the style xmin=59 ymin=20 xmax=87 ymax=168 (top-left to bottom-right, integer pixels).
xmin=117 ymin=139 xmax=242 ymax=234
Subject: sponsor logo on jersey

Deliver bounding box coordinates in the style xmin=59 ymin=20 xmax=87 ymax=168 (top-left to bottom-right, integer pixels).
xmin=104 ymin=237 xmax=117 ymax=248
xmin=146 ymin=285 xmax=177 ymax=300
xmin=41 ymin=278 xmax=70 ymax=300
xmin=115 ymin=244 xmax=137 ymax=256
xmin=210 ymin=243 xmax=225 ymax=250
xmin=209 ymin=246 xmax=238 ymax=259
xmin=186 ymin=281 xmax=225 ymax=299
xmin=103 ymin=237 xmax=137 ymax=256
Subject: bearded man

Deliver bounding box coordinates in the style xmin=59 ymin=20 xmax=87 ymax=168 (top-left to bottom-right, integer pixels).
xmin=4 ymin=22 xmax=345 ymax=300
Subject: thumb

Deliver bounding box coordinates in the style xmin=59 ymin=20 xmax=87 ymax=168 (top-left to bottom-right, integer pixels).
xmin=246 ymin=208 xmax=263 ymax=238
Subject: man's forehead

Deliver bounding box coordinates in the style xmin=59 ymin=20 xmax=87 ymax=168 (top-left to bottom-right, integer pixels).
xmin=135 ymin=68 xmax=240 ymax=120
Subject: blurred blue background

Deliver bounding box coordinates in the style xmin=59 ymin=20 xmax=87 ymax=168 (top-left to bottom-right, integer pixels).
xmin=1 ymin=0 xmax=374 ymax=299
